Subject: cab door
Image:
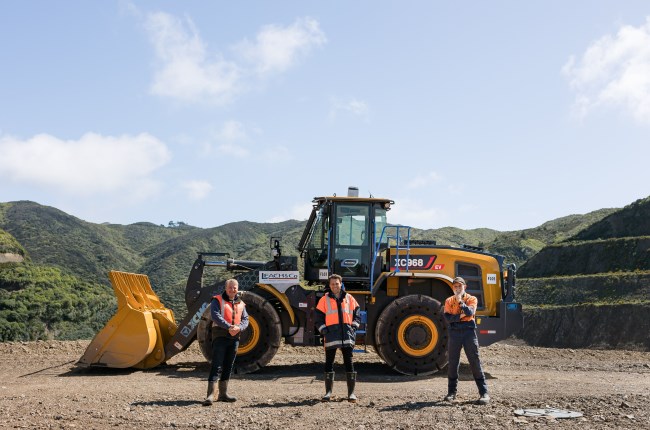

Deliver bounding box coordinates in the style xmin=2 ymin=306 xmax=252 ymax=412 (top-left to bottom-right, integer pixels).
xmin=332 ymin=203 xmax=371 ymax=282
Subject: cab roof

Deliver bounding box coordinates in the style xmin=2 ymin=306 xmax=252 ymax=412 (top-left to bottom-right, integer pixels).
xmin=312 ymin=195 xmax=394 ymax=205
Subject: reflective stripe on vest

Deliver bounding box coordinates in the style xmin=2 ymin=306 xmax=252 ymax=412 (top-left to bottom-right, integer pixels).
xmin=323 ymin=337 xmax=355 ymax=348
xmin=214 ymin=295 xmax=244 ymax=326
xmin=320 ymin=294 xmax=356 ymax=326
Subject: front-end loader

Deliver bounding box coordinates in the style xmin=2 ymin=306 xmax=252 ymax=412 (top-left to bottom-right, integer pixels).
xmin=79 ymin=188 xmax=523 ymax=375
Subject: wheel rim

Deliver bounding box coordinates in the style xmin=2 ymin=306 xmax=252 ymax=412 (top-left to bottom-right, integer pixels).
xmin=238 ymin=316 xmax=260 ymax=355
xmin=396 ymin=315 xmax=438 ymax=357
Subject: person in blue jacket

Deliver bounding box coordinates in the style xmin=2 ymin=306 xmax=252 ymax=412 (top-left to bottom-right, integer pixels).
xmin=203 ymin=278 xmax=249 ymax=405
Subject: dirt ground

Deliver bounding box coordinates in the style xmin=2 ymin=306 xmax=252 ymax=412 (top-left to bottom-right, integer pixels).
xmin=1 ymin=339 xmax=649 ymax=429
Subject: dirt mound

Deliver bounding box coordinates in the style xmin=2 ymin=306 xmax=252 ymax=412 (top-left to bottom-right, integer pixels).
xmin=1 ymin=340 xmax=649 ymax=429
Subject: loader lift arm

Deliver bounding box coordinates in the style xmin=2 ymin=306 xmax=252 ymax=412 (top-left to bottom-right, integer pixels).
xmin=164 ymin=251 xmax=286 ymax=362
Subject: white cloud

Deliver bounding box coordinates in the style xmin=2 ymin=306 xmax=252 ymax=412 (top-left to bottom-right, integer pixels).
xmin=235 ymin=17 xmax=326 ymax=76
xmin=209 ymin=121 xmax=292 ymax=161
xmin=407 ymin=172 xmax=442 ymax=189
xmin=213 ymin=120 xmax=250 ymax=157
xmin=267 ymin=201 xmax=313 ymax=223
xmin=217 ymin=143 xmax=250 ymax=158
xmin=216 ymin=120 xmax=248 ymax=141
xmin=0 ymin=132 xmax=170 ymax=196
xmin=145 ymin=11 xmax=241 ymax=103
xmin=388 ymin=198 xmax=447 ymax=229
xmin=181 ymin=180 xmax=213 ymax=201
xmin=143 ymin=13 xmax=325 ymax=104
xmin=563 ymin=17 xmax=650 ymax=123
xmin=329 ymin=97 xmax=369 ymax=120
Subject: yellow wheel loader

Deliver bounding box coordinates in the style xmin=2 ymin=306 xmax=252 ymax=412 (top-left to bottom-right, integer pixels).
xmin=79 ymin=188 xmax=523 ymax=375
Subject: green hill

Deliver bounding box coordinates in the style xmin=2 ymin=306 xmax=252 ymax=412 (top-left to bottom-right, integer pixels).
xmin=0 ymin=262 xmax=115 ymax=341
xmin=0 ymin=201 xmax=195 ymax=286
xmin=137 ymin=220 xmax=305 ymax=314
xmin=570 ymin=195 xmax=650 ymax=241
xmin=0 ymin=228 xmax=27 ymax=260
xmin=411 ymin=226 xmax=500 ymax=248
xmin=519 ymin=196 xmax=650 ymax=279
xmin=517 ymin=236 xmax=650 ymax=278
xmin=517 ymin=196 xmax=650 ymax=350
xmin=411 ymin=209 xmax=616 ymax=269
xmin=478 ymin=208 xmax=616 ymax=268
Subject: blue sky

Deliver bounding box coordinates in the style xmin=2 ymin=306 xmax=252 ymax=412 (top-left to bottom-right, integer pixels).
xmin=1 ymin=1 xmax=649 ymax=231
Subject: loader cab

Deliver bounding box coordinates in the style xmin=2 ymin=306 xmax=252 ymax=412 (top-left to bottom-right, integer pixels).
xmin=299 ymin=195 xmax=392 ymax=290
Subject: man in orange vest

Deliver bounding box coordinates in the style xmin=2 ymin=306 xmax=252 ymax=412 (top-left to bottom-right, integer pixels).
xmin=443 ymin=276 xmax=490 ymax=404
xmin=203 ymin=278 xmax=249 ymax=406
xmin=315 ymin=274 xmax=361 ymax=402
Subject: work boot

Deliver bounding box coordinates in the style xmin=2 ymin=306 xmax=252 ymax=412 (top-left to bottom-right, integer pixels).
xmin=322 ymin=372 xmax=335 ymax=401
xmin=202 ymin=381 xmax=216 ymax=406
xmin=217 ymin=380 xmax=237 ymax=402
xmin=477 ymin=393 xmax=490 ymax=405
xmin=346 ymin=372 xmax=357 ymax=403
xmin=444 ymin=392 xmax=456 ymax=402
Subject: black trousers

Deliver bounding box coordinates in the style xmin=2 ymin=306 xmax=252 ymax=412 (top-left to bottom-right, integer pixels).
xmin=324 ymin=347 xmax=354 ymax=373
xmin=208 ymin=336 xmax=239 ymax=382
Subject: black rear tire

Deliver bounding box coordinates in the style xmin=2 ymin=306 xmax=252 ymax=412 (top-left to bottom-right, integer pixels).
xmin=374 ymin=295 xmax=448 ymax=375
xmin=197 ymin=292 xmax=282 ymax=374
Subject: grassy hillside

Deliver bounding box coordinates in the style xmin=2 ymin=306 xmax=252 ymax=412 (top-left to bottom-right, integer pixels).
xmin=411 ymin=209 xmax=615 ymax=269
xmin=0 ymin=228 xmax=27 ymax=258
xmin=517 ymin=272 xmax=650 ymax=305
xmin=0 ymin=201 xmax=143 ymax=284
xmin=412 ymin=226 xmax=500 ymax=248
xmin=519 ymin=198 xmax=650 ymax=298
xmin=516 ymin=196 xmax=650 ymax=350
xmin=570 ymin=196 xmax=650 ymax=241
xmin=138 ymin=220 xmax=305 ymax=315
xmin=0 ymin=262 xmax=115 ymax=341
xmin=518 ymin=236 xmax=650 ymax=278
xmin=102 ymin=221 xmax=198 ymax=256
xmin=0 ymin=202 xmax=195 ymax=286
xmin=484 ymin=209 xmax=617 ymax=268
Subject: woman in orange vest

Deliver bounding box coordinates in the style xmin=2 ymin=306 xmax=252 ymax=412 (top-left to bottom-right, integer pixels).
xmin=315 ymin=274 xmax=361 ymax=402
xmin=203 ymin=278 xmax=249 ymax=406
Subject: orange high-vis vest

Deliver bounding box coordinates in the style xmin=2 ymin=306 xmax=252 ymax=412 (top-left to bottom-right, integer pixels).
xmin=213 ymin=295 xmax=245 ymax=326
xmin=444 ymin=293 xmax=477 ymax=323
xmin=317 ymin=293 xmax=359 ymax=326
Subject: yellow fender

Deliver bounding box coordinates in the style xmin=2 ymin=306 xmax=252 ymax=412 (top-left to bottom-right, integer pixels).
xmin=255 ymin=283 xmax=295 ymax=325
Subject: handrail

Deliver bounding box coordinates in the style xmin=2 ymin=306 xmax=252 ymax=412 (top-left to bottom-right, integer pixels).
xmin=370 ymin=224 xmax=413 ymax=294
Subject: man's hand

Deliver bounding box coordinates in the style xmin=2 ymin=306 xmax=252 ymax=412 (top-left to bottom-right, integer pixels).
xmin=228 ymin=325 xmax=241 ymax=336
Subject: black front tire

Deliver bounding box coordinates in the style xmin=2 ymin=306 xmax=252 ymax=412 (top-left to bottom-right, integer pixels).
xmin=374 ymin=295 xmax=448 ymax=375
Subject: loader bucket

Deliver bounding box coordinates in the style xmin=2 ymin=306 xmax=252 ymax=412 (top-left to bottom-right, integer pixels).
xmin=78 ymin=271 xmax=177 ymax=369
